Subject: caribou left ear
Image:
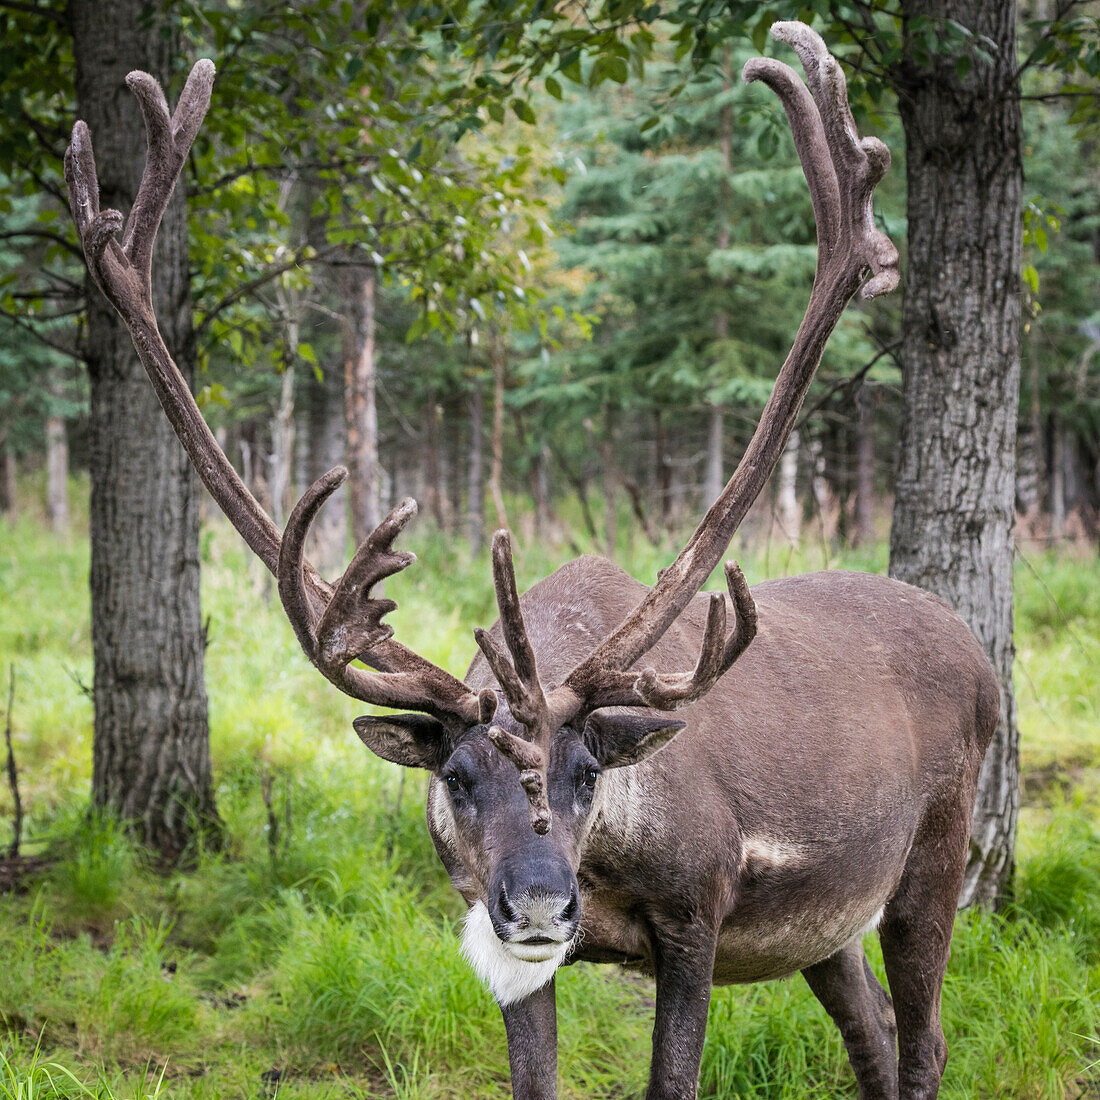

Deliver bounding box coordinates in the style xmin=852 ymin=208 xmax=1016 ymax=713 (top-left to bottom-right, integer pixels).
xmin=353 ymin=714 xmax=448 ymax=771
xmin=582 ymin=712 xmax=687 ymax=769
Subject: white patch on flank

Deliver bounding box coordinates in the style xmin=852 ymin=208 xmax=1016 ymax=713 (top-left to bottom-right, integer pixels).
xmin=740 ymin=836 xmax=807 ymax=871
xmin=461 ymin=901 xmax=572 ymax=1006
xmin=859 ymin=904 xmax=886 ymax=937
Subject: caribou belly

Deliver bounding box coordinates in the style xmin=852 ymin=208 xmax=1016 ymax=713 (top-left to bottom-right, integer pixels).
xmin=711 ymin=834 xmax=907 ymax=985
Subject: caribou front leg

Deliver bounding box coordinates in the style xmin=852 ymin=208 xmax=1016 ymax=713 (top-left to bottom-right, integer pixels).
xmin=647 ymin=926 xmax=719 ymax=1100
xmin=501 ymin=979 xmax=558 ymax=1100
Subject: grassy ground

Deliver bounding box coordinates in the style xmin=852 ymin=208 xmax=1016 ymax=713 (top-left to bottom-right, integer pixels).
xmin=1 ymin=485 xmax=1098 ymax=1098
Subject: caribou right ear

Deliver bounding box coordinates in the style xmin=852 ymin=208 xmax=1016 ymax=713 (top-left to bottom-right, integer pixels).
xmin=353 ymin=714 xmax=448 ymax=770
xmin=582 ymin=712 xmax=687 ymax=769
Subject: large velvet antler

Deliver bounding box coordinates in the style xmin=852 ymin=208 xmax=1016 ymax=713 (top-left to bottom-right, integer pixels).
xmin=486 ymin=22 xmax=899 ymax=806
xmin=65 ymin=62 xmax=482 ymax=730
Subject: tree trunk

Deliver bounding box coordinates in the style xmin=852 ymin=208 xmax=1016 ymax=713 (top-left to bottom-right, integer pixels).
xmin=1049 ymin=413 xmax=1065 ymax=541
xmin=706 ymin=52 xmax=732 ymax=515
xmin=0 ymin=429 xmax=14 ymax=518
xmin=655 ymin=411 xmax=672 ymax=531
xmin=704 ymin=407 xmax=724 ymax=510
xmin=489 ymin=339 xmax=508 ymax=530
xmin=777 ymin=430 xmax=800 ymax=546
xmin=304 ymin=360 xmax=347 ymax=578
xmin=423 ymin=392 xmax=447 ymax=529
xmin=534 ymin=445 xmax=550 ymax=538
xmin=344 ymin=267 xmax=382 ymax=543
xmin=890 ymin=0 xmax=1021 ymax=908
xmin=601 ymin=406 xmax=617 ymax=559
xmin=854 ymin=386 xmax=875 ymax=547
xmin=448 ymin=398 xmax=464 ymax=530
xmin=1015 ymin=326 xmax=1045 ymax=524
xmin=71 ymin=0 xmax=215 ymax=859
xmin=46 ymin=368 xmax=69 ymax=537
xmin=271 ymin=366 xmax=295 ymax=530
xmin=468 ymin=373 xmax=484 ymax=553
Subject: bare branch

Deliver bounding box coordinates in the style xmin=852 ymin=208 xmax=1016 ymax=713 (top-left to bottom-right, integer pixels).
xmin=0 ymin=306 xmax=83 ymax=361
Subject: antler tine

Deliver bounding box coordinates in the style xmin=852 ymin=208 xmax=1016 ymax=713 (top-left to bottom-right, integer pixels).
xmin=278 ymin=477 xmax=481 ymax=724
xmin=559 ymin=562 xmax=758 ymax=716
xmin=475 ymin=530 xmax=558 ymax=833
xmin=125 ymin=61 xmax=214 ymax=282
xmin=475 ymin=530 xmax=551 ymax=735
xmin=634 ymin=563 xmax=758 ymax=710
xmin=316 ymin=496 xmax=418 ymax=668
xmin=743 ymin=23 xmax=898 ymax=300
xmin=548 ymin=22 xmax=897 ymax=731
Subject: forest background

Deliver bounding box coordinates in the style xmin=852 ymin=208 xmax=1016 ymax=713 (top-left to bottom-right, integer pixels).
xmin=1 ymin=0 xmax=1099 ymax=1097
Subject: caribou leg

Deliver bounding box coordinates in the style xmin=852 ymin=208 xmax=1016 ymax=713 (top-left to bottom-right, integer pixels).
xmin=500 ymin=980 xmax=559 ymax=1100
xmin=879 ymin=794 xmax=972 ymax=1100
xmin=646 ymin=926 xmax=719 ymax=1100
xmin=802 ymin=941 xmax=898 ymax=1099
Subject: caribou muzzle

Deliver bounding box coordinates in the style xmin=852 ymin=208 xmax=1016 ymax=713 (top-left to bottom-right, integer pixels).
xmin=489 ymin=855 xmax=580 ymax=961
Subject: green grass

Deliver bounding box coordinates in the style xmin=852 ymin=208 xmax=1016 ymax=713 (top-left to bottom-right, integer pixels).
xmin=1 ymin=489 xmax=1099 ymax=1097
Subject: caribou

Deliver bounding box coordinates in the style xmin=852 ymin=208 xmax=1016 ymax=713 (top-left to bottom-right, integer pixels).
xmin=65 ymin=22 xmax=998 ymax=1100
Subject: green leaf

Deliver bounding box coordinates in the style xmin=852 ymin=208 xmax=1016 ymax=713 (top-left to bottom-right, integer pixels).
xmin=511 ymin=98 xmax=537 ymax=125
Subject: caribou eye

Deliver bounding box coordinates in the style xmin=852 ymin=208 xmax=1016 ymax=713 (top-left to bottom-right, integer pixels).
xmin=583 ymin=767 xmax=599 ymax=789
xmin=445 ymin=774 xmax=462 ymax=794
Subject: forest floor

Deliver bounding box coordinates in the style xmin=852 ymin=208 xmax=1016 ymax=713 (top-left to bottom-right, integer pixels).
xmin=1 ymin=485 xmax=1099 ymax=1099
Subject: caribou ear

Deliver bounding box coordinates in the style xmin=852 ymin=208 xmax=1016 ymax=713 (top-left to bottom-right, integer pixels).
xmin=353 ymin=714 xmax=448 ymax=770
xmin=582 ymin=712 xmax=687 ymax=769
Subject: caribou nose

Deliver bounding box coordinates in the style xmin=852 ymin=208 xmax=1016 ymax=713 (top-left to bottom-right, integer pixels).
xmin=489 ymin=860 xmax=581 ymax=938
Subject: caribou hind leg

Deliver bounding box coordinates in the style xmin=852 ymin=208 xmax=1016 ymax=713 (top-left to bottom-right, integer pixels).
xmin=878 ymin=794 xmax=973 ymax=1100
xmin=802 ymin=940 xmax=898 ymax=1099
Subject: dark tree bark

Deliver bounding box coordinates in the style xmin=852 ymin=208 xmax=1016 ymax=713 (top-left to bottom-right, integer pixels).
xmin=489 ymin=337 xmax=508 ymax=531
xmin=467 ymin=371 xmax=485 ymax=552
xmin=343 ymin=267 xmax=382 ymax=543
xmin=889 ymin=0 xmax=1021 ymax=908
xmin=303 ymin=356 xmax=347 ymax=578
xmin=70 ymin=0 xmax=216 ymax=859
xmin=0 ymin=429 xmax=15 ymax=518
xmin=423 ymin=392 xmax=447 ymax=529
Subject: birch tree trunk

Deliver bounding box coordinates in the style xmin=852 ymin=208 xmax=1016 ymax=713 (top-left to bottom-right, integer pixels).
xmin=890 ymin=0 xmax=1022 ymax=908
xmin=71 ymin=0 xmax=215 ymax=858
xmin=704 ymin=408 xmax=724 ymax=510
xmin=777 ymin=430 xmax=800 ymax=546
xmin=45 ymin=366 xmax=69 ymax=536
